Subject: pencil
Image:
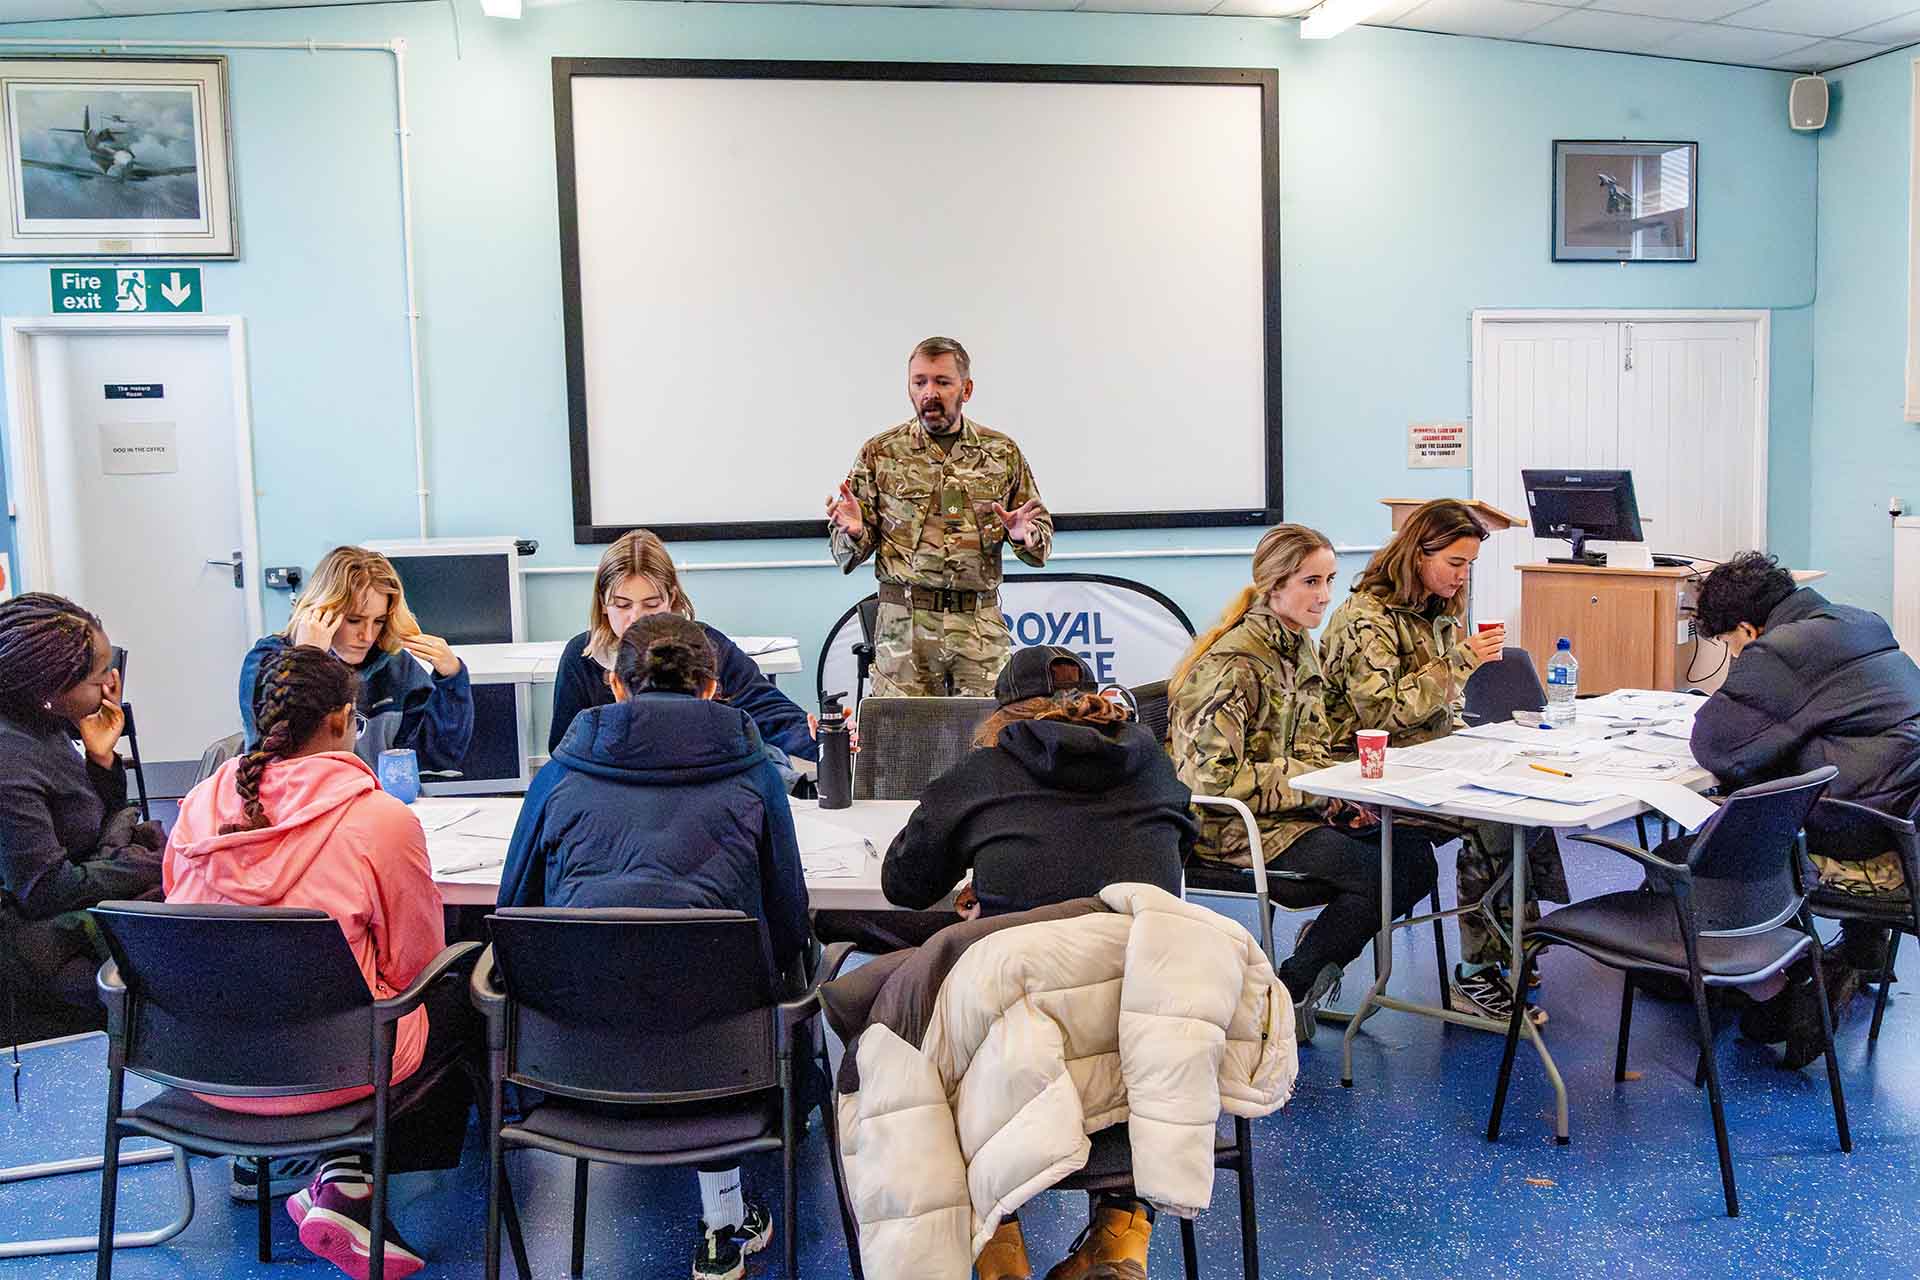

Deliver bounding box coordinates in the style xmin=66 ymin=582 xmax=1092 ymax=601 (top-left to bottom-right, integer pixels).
xmin=1529 ymin=762 xmax=1574 ymax=778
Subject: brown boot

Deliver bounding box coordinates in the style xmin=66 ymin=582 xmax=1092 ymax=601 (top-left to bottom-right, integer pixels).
xmin=1043 ymin=1202 xmax=1153 ymax=1280
xmin=977 ymin=1216 xmax=1032 ymax=1280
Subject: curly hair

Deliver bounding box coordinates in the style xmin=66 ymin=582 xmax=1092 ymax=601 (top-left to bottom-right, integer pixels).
xmin=223 ymin=646 xmax=358 ymax=834
xmin=974 ymin=690 xmax=1132 ymax=749
xmin=0 ymin=592 xmax=102 ymax=720
xmin=615 ymin=613 xmax=717 ymax=696
xmin=1694 ymin=552 xmax=1797 ymax=639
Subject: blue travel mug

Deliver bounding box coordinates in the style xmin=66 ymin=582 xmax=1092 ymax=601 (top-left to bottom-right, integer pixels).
xmin=378 ymin=748 xmax=421 ymax=804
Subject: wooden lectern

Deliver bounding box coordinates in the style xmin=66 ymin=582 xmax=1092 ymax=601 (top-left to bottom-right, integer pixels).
xmin=1380 ymin=498 xmax=1524 ymax=534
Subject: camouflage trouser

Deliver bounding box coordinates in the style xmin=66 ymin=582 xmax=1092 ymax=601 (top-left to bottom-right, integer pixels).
xmin=1406 ymin=818 xmax=1571 ymax=969
xmin=1811 ymin=849 xmax=1909 ymax=901
xmin=870 ymin=601 xmax=1013 ymax=698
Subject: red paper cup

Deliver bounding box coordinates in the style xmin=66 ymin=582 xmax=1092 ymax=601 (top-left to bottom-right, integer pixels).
xmin=1477 ymin=622 xmax=1504 ymax=634
xmin=1356 ymin=730 xmax=1389 ymax=780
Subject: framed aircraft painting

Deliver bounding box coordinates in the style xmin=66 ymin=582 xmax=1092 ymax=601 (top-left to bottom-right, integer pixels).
xmin=0 ymin=57 xmax=237 ymax=259
xmin=1552 ymin=140 xmax=1696 ymax=264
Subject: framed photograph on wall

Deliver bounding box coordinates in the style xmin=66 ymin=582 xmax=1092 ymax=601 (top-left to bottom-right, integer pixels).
xmin=1553 ymin=139 xmax=1696 ymax=263
xmin=0 ymin=57 xmax=237 ymax=260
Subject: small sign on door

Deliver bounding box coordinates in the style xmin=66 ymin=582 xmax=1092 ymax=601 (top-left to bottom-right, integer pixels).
xmin=106 ymin=384 xmax=163 ymax=400
xmin=1407 ymin=421 xmax=1470 ymax=469
xmin=101 ymin=422 xmax=178 ymax=475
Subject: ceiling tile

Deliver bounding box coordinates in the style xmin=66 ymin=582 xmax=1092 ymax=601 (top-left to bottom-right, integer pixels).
xmin=1387 ymin=0 xmax=1575 ymax=40
xmin=1844 ymin=10 xmax=1920 ymax=42
xmin=1524 ymin=7 xmax=1687 ymax=52
xmin=1726 ymin=0 xmax=1920 ymax=38
xmin=1654 ymin=17 xmax=1828 ymax=59
xmin=1208 ymin=0 xmax=1317 ymax=12
xmin=1083 ymin=0 xmax=1225 ymax=12
xmin=1763 ymin=36 xmax=1884 ymax=68
xmin=1580 ymin=0 xmax=1750 ymax=17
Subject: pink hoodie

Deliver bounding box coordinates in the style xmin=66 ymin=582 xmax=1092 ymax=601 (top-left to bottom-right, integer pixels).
xmin=164 ymin=751 xmax=445 ymax=1115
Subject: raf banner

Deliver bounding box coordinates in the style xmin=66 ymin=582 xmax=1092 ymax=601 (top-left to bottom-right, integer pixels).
xmin=817 ymin=573 xmax=1196 ymax=705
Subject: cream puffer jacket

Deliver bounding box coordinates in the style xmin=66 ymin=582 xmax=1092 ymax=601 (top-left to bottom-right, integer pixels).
xmin=835 ymin=883 xmax=1297 ymax=1280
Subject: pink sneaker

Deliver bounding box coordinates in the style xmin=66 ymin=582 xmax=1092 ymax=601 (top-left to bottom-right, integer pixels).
xmin=295 ymin=1173 xmax=426 ymax=1280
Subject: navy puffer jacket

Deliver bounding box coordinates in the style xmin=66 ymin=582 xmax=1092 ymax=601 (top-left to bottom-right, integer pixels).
xmin=497 ymin=692 xmax=811 ymax=974
xmin=1691 ymin=588 xmax=1920 ymax=818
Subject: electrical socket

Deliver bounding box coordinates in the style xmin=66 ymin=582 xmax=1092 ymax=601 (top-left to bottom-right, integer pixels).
xmin=264 ymin=565 xmax=303 ymax=590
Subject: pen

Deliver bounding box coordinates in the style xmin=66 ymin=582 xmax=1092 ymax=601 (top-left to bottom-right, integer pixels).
xmin=1602 ymin=730 xmax=1638 ymax=740
xmin=1529 ymin=762 xmax=1574 ymax=778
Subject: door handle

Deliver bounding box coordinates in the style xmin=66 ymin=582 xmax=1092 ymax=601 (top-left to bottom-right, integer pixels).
xmin=206 ymin=550 xmax=243 ymax=589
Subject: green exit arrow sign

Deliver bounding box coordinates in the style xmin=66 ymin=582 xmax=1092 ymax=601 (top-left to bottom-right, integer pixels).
xmin=50 ymin=267 xmax=203 ymax=314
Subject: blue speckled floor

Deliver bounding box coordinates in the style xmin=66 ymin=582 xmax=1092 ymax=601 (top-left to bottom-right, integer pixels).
xmin=3 ymin=823 xmax=1912 ymax=1279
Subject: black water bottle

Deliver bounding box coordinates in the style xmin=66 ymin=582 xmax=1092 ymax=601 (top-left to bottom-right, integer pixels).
xmin=817 ymin=691 xmax=852 ymax=810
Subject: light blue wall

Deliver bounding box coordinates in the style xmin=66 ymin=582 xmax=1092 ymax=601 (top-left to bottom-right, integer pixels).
xmin=0 ymin=5 xmax=1818 ymax=699
xmin=1810 ymin=49 xmax=1914 ymax=615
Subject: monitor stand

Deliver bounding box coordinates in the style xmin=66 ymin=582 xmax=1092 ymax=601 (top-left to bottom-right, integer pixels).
xmin=1546 ymin=529 xmax=1606 ymax=566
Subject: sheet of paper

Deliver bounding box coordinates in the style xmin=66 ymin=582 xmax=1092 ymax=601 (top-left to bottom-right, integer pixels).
xmin=800 ymin=851 xmax=862 ymax=879
xmin=1457 ymin=720 xmax=1610 ymax=746
xmin=1462 ymin=772 xmax=1619 ymax=805
xmin=449 ymin=807 xmax=521 ymax=840
xmin=1615 ymin=734 xmax=1698 ymax=763
xmin=1580 ymin=747 xmax=1690 ymax=778
xmin=1389 ymin=739 xmax=1515 ymax=774
xmin=412 ymin=804 xmax=479 ymax=833
xmin=428 ymin=833 xmax=508 ymax=878
xmin=1359 ymin=770 xmax=1524 ymax=810
xmin=1609 ymin=779 xmax=1720 ymax=830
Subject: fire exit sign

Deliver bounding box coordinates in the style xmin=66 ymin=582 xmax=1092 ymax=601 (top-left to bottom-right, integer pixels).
xmin=50 ymin=267 xmax=202 ymax=314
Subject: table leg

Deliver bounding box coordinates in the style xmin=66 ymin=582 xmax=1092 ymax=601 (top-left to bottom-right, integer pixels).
xmin=1342 ymin=806 xmax=1397 ymax=1087
xmin=1509 ymin=825 xmax=1569 ymax=1143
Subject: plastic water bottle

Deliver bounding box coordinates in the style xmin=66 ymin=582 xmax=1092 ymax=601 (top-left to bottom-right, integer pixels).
xmin=1545 ymin=638 xmax=1579 ymax=727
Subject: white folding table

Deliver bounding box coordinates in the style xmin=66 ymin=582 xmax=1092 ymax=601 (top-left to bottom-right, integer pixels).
xmin=1293 ymin=755 xmax=1713 ymax=1141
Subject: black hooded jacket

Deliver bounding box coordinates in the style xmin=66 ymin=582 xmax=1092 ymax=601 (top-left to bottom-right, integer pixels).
xmin=882 ymin=718 xmax=1193 ymax=916
xmin=1691 ymin=588 xmax=1920 ymax=818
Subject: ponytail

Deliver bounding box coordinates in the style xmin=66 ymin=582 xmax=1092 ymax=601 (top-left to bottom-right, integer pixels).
xmin=223 ymin=646 xmax=357 ymax=834
xmin=1170 ymin=586 xmax=1260 ymax=695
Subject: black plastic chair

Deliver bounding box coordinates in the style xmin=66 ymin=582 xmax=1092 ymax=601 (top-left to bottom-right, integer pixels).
xmin=850 ymin=696 xmax=995 ymax=801
xmin=851 ymin=595 xmax=882 ymax=711
xmin=193 ymin=732 xmax=247 ymax=788
xmin=1805 ymin=797 xmax=1920 ymax=1042
xmin=1129 ymin=679 xmax=1172 ymax=750
xmin=1461 ymin=647 xmax=1544 ymax=726
xmin=474 ymin=908 xmax=849 ymax=1280
xmin=107 ymin=648 xmax=150 ymax=822
xmin=1485 ymin=767 xmax=1851 ymax=1217
xmin=817 ymin=947 xmax=1261 ymax=1280
xmin=88 ymin=901 xmax=480 ymax=1279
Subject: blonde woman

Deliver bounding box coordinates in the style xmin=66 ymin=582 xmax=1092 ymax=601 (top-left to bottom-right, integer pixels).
xmin=1318 ymin=498 xmax=1567 ymax=1025
xmin=238 ymin=546 xmax=473 ymax=774
xmin=1169 ymin=524 xmax=1437 ymax=1044
xmin=548 ymin=530 xmax=815 ymax=762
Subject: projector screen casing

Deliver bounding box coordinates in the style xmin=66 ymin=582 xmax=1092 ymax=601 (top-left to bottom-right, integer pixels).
xmin=553 ymin=58 xmax=1283 ymax=544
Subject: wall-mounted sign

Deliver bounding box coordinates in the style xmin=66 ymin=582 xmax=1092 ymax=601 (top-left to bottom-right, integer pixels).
xmin=105 ymin=383 xmax=163 ymax=399
xmin=51 ymin=267 xmax=202 ymax=313
xmin=101 ymin=421 xmax=177 ymax=475
xmin=1407 ymin=421 xmax=1469 ymax=469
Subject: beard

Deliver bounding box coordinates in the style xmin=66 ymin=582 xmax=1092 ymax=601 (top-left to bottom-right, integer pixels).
xmin=917 ymin=400 xmax=960 ymax=434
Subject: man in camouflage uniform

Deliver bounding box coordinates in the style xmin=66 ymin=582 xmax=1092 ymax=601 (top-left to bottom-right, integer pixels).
xmin=827 ymin=336 xmax=1052 ymax=697
xmin=1319 ymin=586 xmax=1569 ymax=979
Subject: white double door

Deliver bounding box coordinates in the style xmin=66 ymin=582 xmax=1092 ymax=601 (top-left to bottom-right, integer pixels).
xmin=1470 ymin=314 xmax=1766 ymax=629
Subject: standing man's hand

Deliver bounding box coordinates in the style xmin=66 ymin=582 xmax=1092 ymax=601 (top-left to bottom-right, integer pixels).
xmin=826 ymin=481 xmax=865 ymax=539
xmin=993 ymin=498 xmax=1043 ymax=547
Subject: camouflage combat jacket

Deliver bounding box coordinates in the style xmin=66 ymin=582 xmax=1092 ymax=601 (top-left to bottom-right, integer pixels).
xmin=1319 ymin=588 xmax=1481 ymax=753
xmin=830 ymin=416 xmax=1052 ymax=592
xmin=1169 ymin=602 xmax=1335 ymax=866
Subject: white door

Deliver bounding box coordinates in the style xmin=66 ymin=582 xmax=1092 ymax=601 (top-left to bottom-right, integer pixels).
xmin=6 ymin=320 xmax=260 ymax=770
xmin=1470 ymin=314 xmax=1764 ymax=629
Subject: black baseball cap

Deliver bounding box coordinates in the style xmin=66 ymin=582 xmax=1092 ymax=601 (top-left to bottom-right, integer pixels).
xmin=994 ymin=645 xmax=1097 ymax=707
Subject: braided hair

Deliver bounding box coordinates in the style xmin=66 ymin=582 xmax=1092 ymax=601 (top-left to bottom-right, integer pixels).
xmin=223 ymin=645 xmax=358 ymax=834
xmin=615 ymin=613 xmax=716 ymax=696
xmin=0 ymin=593 xmax=102 ymax=722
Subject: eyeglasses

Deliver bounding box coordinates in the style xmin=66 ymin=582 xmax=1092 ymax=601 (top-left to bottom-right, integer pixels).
xmin=352 ymin=711 xmax=368 ymax=741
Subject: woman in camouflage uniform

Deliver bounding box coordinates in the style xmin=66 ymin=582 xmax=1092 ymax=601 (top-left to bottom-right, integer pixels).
xmin=1169 ymin=524 xmax=1437 ymax=1044
xmin=1319 ymin=498 xmax=1568 ymax=1025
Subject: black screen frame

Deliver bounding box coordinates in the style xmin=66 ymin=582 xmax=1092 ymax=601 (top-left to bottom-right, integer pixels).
xmin=553 ymin=57 xmax=1284 ymax=545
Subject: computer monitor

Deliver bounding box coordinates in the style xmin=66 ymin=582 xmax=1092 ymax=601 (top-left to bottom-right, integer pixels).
xmin=1520 ymin=470 xmax=1644 ymax=565
xmin=365 ymin=538 xmax=525 ymax=645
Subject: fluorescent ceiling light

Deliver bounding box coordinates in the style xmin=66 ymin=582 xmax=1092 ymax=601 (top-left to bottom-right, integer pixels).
xmin=480 ymin=0 xmax=522 ymax=17
xmin=1299 ymin=0 xmax=1389 ymax=39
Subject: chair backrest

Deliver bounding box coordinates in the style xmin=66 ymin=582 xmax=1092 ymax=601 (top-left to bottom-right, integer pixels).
xmin=1131 ymin=679 xmax=1171 ymax=748
xmin=851 ymin=696 xmax=996 ymax=800
xmin=1683 ymin=766 xmax=1838 ymax=933
xmin=91 ymin=902 xmax=376 ymax=1095
xmin=1463 ymin=648 xmax=1546 ymax=724
xmin=856 ymin=595 xmax=881 ymax=650
xmin=194 ymin=732 xmax=247 ymax=786
xmin=487 ymin=907 xmax=778 ymax=1103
